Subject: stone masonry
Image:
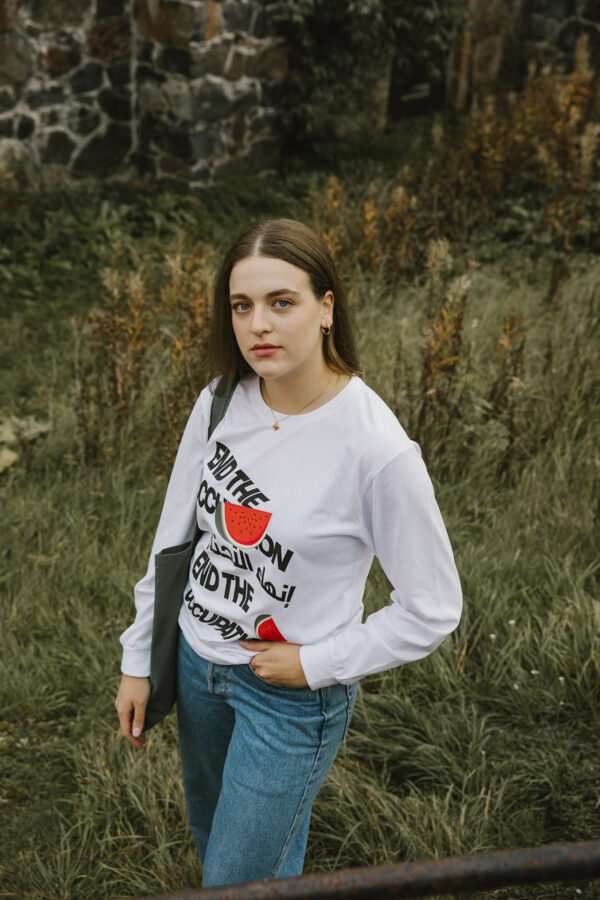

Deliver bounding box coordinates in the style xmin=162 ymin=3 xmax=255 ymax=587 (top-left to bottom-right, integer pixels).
xmin=0 ymin=0 xmax=287 ymax=186
xmin=449 ymin=0 xmax=600 ymax=107
xmin=1 ymin=0 xmax=599 ymax=186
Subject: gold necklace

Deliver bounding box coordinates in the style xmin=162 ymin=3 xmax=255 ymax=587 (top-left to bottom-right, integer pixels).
xmin=261 ymin=376 xmax=333 ymax=430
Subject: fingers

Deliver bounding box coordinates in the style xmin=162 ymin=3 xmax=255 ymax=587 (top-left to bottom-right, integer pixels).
xmin=115 ymin=676 xmax=149 ymax=750
xmin=242 ymin=642 xmax=308 ymax=688
xmin=116 ymin=702 xmax=146 ymax=750
xmin=239 ymin=639 xmax=274 ymax=650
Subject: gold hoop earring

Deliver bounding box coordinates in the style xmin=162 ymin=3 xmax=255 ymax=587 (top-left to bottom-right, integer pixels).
xmin=321 ymin=325 xmax=331 ymax=335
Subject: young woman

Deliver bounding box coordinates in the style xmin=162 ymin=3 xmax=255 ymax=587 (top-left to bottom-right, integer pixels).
xmin=115 ymin=218 xmax=462 ymax=887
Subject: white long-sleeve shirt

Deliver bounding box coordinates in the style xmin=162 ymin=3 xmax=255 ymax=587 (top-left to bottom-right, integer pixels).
xmin=120 ymin=375 xmax=462 ymax=689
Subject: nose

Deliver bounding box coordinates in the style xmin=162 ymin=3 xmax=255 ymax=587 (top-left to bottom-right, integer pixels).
xmin=250 ymin=304 xmax=272 ymax=335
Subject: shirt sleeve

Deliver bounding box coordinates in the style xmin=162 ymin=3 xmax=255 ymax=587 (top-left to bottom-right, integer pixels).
xmin=299 ymin=444 xmax=462 ymax=689
xmin=119 ymin=387 xmax=211 ymax=676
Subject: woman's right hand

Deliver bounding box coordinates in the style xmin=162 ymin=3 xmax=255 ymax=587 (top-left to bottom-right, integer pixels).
xmin=115 ymin=674 xmax=150 ymax=750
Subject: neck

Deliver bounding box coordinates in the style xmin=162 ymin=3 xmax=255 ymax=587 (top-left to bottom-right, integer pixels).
xmin=261 ymin=363 xmax=337 ymax=415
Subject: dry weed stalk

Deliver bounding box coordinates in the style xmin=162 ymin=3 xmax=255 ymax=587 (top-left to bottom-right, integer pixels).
xmin=489 ymin=313 xmax=525 ymax=477
xmin=308 ymin=175 xmax=347 ymax=263
xmin=91 ymin=267 xmax=153 ymax=416
xmin=414 ymin=274 xmax=471 ymax=450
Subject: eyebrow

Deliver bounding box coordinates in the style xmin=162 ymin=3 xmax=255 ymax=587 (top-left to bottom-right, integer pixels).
xmin=229 ymin=289 xmax=301 ymax=301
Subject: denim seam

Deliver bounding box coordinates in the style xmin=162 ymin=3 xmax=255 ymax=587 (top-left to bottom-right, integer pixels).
xmin=272 ymin=687 xmax=328 ymax=877
xmin=343 ymin=683 xmax=357 ymax=740
xmin=207 ymin=661 xmax=214 ymax=694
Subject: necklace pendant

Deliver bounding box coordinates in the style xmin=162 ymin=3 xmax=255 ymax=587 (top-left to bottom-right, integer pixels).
xmin=273 ymin=423 xmax=279 ymax=431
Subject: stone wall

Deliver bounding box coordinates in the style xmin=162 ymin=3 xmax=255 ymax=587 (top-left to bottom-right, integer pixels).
xmin=1 ymin=0 xmax=599 ymax=187
xmin=449 ymin=0 xmax=600 ymax=108
xmin=0 ymin=0 xmax=287 ymax=187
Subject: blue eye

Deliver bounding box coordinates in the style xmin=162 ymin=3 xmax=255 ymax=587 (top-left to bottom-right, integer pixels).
xmin=274 ymin=299 xmax=292 ymax=309
xmin=232 ymin=302 xmax=250 ymax=313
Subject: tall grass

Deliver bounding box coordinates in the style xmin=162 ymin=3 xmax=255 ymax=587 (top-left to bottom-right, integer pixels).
xmin=1 ymin=63 xmax=599 ymax=899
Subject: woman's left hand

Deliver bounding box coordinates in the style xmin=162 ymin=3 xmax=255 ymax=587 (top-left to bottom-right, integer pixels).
xmin=239 ymin=640 xmax=309 ymax=688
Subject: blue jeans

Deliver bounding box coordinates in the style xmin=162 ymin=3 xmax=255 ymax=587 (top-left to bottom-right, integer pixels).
xmin=177 ymin=630 xmax=358 ymax=887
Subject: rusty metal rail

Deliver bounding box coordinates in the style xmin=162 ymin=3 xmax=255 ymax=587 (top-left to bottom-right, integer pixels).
xmin=134 ymin=839 xmax=600 ymax=900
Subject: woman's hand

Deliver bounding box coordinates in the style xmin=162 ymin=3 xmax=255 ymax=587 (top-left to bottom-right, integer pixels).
xmin=239 ymin=640 xmax=309 ymax=688
xmin=115 ymin=674 xmax=150 ymax=750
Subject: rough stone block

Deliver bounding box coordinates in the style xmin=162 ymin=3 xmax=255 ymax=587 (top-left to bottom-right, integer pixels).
xmin=138 ymin=81 xmax=168 ymax=114
xmin=0 ymin=115 xmax=13 ymax=137
xmin=156 ymin=46 xmax=193 ymax=76
xmin=159 ymin=152 xmax=192 ymax=175
xmin=135 ymin=62 xmax=166 ymax=83
xmin=41 ymin=109 xmax=60 ymax=126
xmin=190 ymin=127 xmax=221 ymax=158
xmin=222 ymin=1 xmax=255 ymax=34
xmin=191 ymin=160 xmax=213 ymax=181
xmin=70 ymin=61 xmax=104 ymax=93
xmin=28 ymin=0 xmax=90 ymax=28
xmin=162 ymin=79 xmax=193 ymax=121
xmin=98 ymin=86 xmax=132 ymax=120
xmin=224 ymin=44 xmax=252 ymax=79
xmin=87 ymin=17 xmax=130 ymax=63
xmin=109 ymin=59 xmax=131 ymax=86
xmin=25 ymin=83 xmax=65 ymax=109
xmin=192 ymin=74 xmax=260 ymax=123
xmin=205 ymin=2 xmax=225 ymax=40
xmin=137 ymin=0 xmax=198 ymax=46
xmin=214 ymin=137 xmax=276 ymax=176
xmin=130 ymin=150 xmax=156 ymax=175
xmin=260 ymin=78 xmax=284 ymax=106
xmin=137 ymin=38 xmax=154 ymax=64
xmin=16 ymin=114 xmax=34 ymax=138
xmin=42 ymin=128 xmax=76 ymax=164
xmin=67 ymin=103 xmax=102 ymax=135
xmin=0 ymin=0 xmax=17 ymax=31
xmin=43 ymin=32 xmax=82 ymax=76
xmin=144 ymin=114 xmax=192 ymax=158
xmin=190 ymin=39 xmax=231 ymax=77
xmin=0 ymin=32 xmax=34 ymax=83
xmin=72 ymin=121 xmax=132 ymax=173
xmin=0 ymin=84 xmax=16 ymax=110
xmin=251 ymin=7 xmax=273 ymax=39
xmin=229 ymin=110 xmax=246 ymax=151
xmin=97 ymin=0 xmax=128 ymax=19
xmin=243 ymin=41 xmax=287 ymax=79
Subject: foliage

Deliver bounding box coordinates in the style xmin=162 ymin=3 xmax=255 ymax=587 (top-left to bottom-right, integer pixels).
xmin=1 ymin=62 xmax=600 ymax=900
xmin=387 ymin=0 xmax=464 ymax=103
xmin=305 ymin=43 xmax=600 ymax=289
xmin=271 ymin=0 xmax=463 ymax=149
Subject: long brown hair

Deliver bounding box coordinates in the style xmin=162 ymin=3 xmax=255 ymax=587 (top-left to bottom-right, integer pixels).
xmin=206 ymin=218 xmax=361 ymax=388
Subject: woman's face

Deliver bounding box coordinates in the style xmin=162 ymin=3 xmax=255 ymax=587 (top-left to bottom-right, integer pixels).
xmin=229 ymin=255 xmax=333 ymax=385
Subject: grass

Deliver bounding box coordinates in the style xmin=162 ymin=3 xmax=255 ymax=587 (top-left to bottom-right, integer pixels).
xmin=1 ymin=123 xmax=599 ymax=899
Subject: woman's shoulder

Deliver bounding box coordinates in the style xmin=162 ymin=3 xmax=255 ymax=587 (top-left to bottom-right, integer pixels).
xmin=349 ymin=379 xmax=412 ymax=445
xmin=335 ymin=378 xmax=418 ymax=477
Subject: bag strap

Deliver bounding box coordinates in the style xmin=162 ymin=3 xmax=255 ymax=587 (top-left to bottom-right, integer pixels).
xmin=208 ymin=374 xmax=240 ymax=440
xmin=189 ymin=375 xmax=239 ymax=547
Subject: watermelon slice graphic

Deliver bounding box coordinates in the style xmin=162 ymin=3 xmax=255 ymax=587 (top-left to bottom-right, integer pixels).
xmin=215 ymin=500 xmax=271 ymax=549
xmin=254 ymin=614 xmax=287 ymax=642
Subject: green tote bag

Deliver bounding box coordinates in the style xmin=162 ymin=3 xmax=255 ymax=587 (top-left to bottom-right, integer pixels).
xmin=143 ymin=376 xmax=239 ymax=732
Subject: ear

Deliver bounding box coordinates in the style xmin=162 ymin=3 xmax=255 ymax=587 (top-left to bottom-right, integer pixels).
xmin=321 ymin=290 xmax=334 ymax=328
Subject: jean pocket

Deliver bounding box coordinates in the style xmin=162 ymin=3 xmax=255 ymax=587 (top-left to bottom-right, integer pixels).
xmin=247 ymin=662 xmax=271 ymax=687
xmin=246 ymin=662 xmax=316 ymax=698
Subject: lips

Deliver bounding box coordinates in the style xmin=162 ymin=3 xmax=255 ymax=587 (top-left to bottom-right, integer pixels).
xmin=251 ymin=344 xmax=280 ymax=357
